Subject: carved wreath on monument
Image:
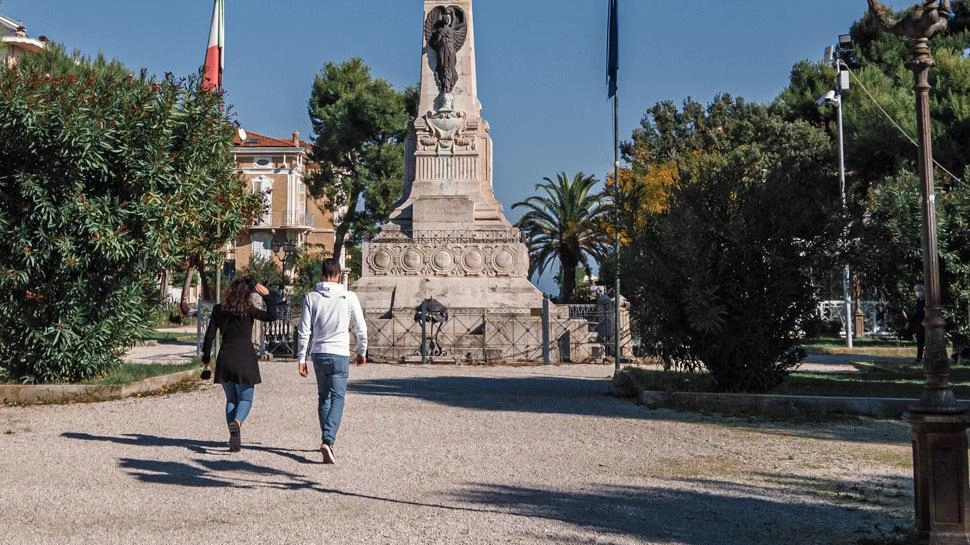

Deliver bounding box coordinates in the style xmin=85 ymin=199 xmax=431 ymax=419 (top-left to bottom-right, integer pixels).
xmin=367 ymin=243 xmax=521 ymax=277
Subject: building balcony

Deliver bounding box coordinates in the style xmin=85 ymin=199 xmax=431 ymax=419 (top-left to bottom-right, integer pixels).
xmin=251 ymin=211 xmax=315 ymax=230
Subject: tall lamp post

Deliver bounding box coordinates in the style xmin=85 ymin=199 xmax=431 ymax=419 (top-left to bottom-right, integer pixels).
xmin=866 ymin=1 xmax=970 ymax=543
xmin=818 ymin=34 xmax=855 ymax=348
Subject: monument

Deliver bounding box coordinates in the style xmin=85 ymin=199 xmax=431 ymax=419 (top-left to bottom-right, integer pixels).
xmin=354 ymin=0 xmax=545 ymax=313
xmin=354 ymin=0 xmax=591 ymax=362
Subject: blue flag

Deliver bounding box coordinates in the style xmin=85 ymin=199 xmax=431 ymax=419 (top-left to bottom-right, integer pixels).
xmin=607 ymin=0 xmax=618 ymax=98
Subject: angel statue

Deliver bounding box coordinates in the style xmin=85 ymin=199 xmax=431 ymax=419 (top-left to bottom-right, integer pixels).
xmin=424 ymin=6 xmax=467 ymax=98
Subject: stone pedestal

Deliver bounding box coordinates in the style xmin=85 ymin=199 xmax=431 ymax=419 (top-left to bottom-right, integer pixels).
xmin=904 ymin=411 xmax=970 ymax=544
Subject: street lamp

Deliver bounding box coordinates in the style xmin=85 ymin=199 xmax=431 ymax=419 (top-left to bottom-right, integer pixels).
xmin=818 ymin=35 xmax=854 ymax=348
xmin=866 ymin=1 xmax=969 ymax=543
xmin=271 ymin=240 xmax=295 ymax=289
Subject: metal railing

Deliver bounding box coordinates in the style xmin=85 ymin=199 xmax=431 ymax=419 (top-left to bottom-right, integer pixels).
xmin=252 ymin=211 xmax=315 ymax=229
xmin=259 ymin=302 xmax=296 ymax=358
xmin=817 ymin=300 xmax=893 ymax=336
xmin=198 ymin=300 xmax=635 ymax=364
xmin=365 ymin=304 xmax=632 ymax=364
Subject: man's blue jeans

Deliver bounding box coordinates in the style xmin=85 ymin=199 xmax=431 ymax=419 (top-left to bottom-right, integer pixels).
xmin=312 ymin=353 xmax=350 ymax=446
xmin=221 ymin=383 xmax=255 ymax=425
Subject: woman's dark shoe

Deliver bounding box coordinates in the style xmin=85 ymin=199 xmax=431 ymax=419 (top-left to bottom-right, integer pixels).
xmin=228 ymin=421 xmax=241 ymax=452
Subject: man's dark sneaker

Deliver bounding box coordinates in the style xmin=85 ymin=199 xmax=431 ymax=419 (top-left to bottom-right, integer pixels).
xmin=321 ymin=442 xmax=336 ymax=464
xmin=228 ymin=421 xmax=241 ymax=452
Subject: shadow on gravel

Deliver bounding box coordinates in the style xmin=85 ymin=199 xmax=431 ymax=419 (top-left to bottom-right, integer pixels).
xmin=62 ymin=432 xmax=319 ymax=464
xmin=684 ymin=474 xmax=913 ymax=510
xmin=117 ymin=457 xmax=326 ymax=489
xmin=117 ymin=457 xmax=332 ymax=490
xmin=118 ymin=458 xmax=237 ymax=487
xmin=350 ymin=375 xmax=636 ymax=418
xmin=109 ymin=455 xmax=566 ymax=521
xmin=350 ymin=375 xmax=912 ymax=445
xmin=730 ymin=420 xmax=912 ymax=447
xmin=450 ymin=479 xmax=908 ymax=544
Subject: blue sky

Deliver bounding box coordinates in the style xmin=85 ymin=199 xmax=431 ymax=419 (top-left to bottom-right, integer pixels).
xmin=6 ymin=0 xmax=915 ymax=293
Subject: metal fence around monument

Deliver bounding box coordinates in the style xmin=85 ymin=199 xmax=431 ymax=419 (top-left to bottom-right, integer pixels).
xmin=566 ymin=303 xmax=637 ymax=356
xmin=259 ymin=302 xmax=296 ymax=358
xmin=197 ymin=301 xmax=633 ymax=363
xmin=364 ymin=304 xmax=631 ymax=364
xmin=198 ymin=296 xmax=901 ymax=360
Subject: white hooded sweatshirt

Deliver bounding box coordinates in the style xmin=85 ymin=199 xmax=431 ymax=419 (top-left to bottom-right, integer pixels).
xmin=296 ymin=282 xmax=368 ymax=362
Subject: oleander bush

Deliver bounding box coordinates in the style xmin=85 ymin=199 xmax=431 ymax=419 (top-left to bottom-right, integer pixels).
xmin=0 ymin=45 xmax=260 ymax=383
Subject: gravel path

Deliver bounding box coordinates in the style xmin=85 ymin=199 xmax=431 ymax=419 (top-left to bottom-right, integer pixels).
xmin=0 ymin=362 xmax=914 ymax=545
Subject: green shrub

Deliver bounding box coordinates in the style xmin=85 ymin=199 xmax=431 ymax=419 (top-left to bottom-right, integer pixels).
xmin=289 ymin=248 xmax=330 ymax=305
xmin=622 ymin=97 xmax=838 ymax=392
xmin=0 ymin=46 xmax=260 ymax=383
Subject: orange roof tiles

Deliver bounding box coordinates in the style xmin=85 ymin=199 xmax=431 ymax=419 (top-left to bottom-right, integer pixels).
xmin=233 ymin=130 xmax=313 ymax=151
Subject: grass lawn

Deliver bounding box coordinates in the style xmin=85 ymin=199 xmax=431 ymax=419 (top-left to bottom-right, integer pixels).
xmin=801 ymin=337 xmax=914 ymax=349
xmin=83 ymin=361 xmax=201 ymax=385
xmin=625 ymin=360 xmax=970 ymax=399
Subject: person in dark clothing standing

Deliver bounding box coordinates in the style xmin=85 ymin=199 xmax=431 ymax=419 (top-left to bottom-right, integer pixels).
xmin=907 ymin=283 xmax=926 ymax=363
xmin=202 ymin=277 xmax=277 ymax=452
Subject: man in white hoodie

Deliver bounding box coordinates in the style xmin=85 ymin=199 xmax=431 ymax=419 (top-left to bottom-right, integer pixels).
xmin=296 ymin=258 xmax=368 ymax=464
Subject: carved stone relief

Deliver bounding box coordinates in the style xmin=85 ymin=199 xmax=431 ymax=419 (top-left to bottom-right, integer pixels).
xmin=416 ymin=111 xmax=476 ymax=154
xmin=366 ymin=241 xmax=522 ymax=277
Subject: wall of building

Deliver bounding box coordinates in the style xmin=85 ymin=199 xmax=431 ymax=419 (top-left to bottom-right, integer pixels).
xmin=232 ymin=147 xmax=337 ymax=277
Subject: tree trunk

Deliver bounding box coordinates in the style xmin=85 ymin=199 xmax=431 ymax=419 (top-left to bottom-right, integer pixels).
xmin=197 ymin=261 xmax=212 ymax=302
xmin=159 ymin=269 xmax=169 ymax=303
xmin=332 ymin=184 xmax=363 ymax=264
xmin=180 ymin=266 xmax=193 ymax=310
xmin=559 ymin=255 xmax=579 ymax=304
xmin=332 ymin=219 xmax=349 ymax=264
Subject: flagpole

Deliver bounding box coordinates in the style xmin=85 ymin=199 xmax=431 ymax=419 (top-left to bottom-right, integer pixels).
xmin=203 ymin=0 xmax=225 ymax=362
xmin=607 ymin=0 xmax=621 ymax=372
xmin=613 ymin=90 xmax=621 ymax=373
xmin=216 ymin=216 xmax=221 ymax=306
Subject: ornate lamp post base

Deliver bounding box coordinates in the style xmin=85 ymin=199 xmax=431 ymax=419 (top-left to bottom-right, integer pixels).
xmin=904 ymin=411 xmax=970 ymax=544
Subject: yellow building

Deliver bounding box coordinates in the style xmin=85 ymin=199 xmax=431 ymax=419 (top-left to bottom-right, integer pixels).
xmin=231 ymin=130 xmax=338 ymax=284
xmin=1 ymin=13 xmax=47 ymax=66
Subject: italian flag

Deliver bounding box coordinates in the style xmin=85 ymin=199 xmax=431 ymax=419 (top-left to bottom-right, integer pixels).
xmin=202 ymin=0 xmax=224 ymax=92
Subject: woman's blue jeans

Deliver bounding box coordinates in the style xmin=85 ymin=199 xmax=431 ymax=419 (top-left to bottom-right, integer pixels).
xmin=222 ymin=383 xmax=255 ymax=425
xmin=312 ymin=353 xmax=350 ymax=446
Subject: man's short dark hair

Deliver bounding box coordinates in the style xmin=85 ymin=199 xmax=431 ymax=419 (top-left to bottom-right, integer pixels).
xmin=322 ymin=258 xmax=341 ymax=279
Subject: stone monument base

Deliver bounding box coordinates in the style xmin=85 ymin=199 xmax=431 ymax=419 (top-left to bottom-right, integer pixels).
xmin=354 ymin=275 xmax=546 ymax=316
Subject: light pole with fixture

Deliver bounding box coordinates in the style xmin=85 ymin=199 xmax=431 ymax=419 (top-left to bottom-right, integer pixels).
xmin=819 ymin=33 xmax=854 ymax=348
xmin=866 ymin=1 xmax=969 ymax=543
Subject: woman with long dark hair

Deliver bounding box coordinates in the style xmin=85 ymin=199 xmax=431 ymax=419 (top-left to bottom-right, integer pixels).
xmin=201 ymin=277 xmax=277 ymax=452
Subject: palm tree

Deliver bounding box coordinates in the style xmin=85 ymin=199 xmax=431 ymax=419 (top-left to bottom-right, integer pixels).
xmin=512 ymin=172 xmax=611 ymax=303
